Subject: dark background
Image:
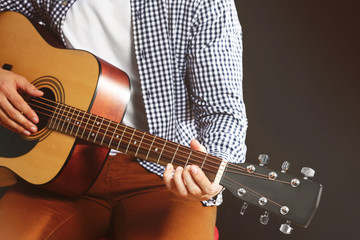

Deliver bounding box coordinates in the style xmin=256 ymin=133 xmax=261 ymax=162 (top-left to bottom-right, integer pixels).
xmin=0 ymin=1 xmax=358 ymax=239
xmin=216 ymin=0 xmax=359 ymax=239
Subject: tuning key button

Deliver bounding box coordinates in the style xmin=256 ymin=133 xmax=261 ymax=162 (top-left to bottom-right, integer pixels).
xmin=281 ymin=161 xmax=290 ymax=173
xmin=260 ymin=211 xmax=270 ymax=225
xmin=301 ymin=167 xmax=315 ymax=179
xmin=280 ymin=206 xmax=289 ymax=215
xmin=258 ymin=197 xmax=268 ymax=206
xmin=247 ymin=165 xmax=255 ymax=173
xmin=237 ymin=188 xmax=246 ymax=197
xmin=291 ymin=178 xmax=300 ymax=187
xmin=279 ymin=220 xmax=293 ymax=234
xmin=240 ymin=202 xmax=249 ymax=215
xmin=258 ymin=154 xmax=270 ymax=166
xmin=268 ymin=172 xmax=277 ymax=180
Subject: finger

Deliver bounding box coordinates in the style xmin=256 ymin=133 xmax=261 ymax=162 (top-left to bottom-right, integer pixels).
xmin=15 ymin=75 xmax=43 ymax=97
xmin=182 ymin=165 xmax=202 ymax=198
xmin=0 ymin=69 xmax=43 ymax=98
xmin=0 ymin=108 xmax=31 ymax=135
xmin=190 ymin=165 xmax=222 ymax=198
xmin=0 ymin=95 xmax=38 ymax=133
xmin=173 ymin=166 xmax=189 ymax=198
xmin=163 ymin=164 xmax=176 ymax=191
xmin=7 ymin=89 xmax=40 ymax=124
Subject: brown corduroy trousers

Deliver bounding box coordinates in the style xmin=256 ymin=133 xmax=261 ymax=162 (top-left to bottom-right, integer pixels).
xmin=0 ymin=154 xmax=216 ymax=240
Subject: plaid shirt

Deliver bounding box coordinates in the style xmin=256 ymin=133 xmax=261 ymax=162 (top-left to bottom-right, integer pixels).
xmin=1 ymin=0 xmax=247 ymax=205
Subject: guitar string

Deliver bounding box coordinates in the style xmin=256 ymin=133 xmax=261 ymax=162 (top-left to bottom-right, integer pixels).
xmin=27 ymin=97 xmax=292 ymax=185
xmin=28 ymin=97 xmax=227 ymax=170
xmin=28 ymin=99 xmax=222 ymax=172
xmin=224 ymin=169 xmax=291 ymax=185
xmin=27 ymin=99 xmax=293 ymax=208
xmin=28 ymin=98 xmax=292 ymax=185
xmin=30 ymin=97 xmax=233 ymax=171
xmin=220 ymin=175 xmax=283 ymax=208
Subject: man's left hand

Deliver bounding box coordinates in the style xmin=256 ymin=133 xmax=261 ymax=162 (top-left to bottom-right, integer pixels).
xmin=163 ymin=139 xmax=223 ymax=201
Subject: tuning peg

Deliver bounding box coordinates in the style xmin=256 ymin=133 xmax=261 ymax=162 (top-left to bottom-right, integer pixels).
xmin=279 ymin=220 xmax=293 ymax=234
xmin=258 ymin=154 xmax=270 ymax=166
xmin=259 ymin=211 xmax=270 ymax=225
xmin=281 ymin=161 xmax=290 ymax=173
xmin=240 ymin=202 xmax=249 ymax=215
xmin=301 ymin=167 xmax=315 ymax=179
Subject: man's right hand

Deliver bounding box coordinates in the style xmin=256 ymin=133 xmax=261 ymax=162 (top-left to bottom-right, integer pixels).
xmin=0 ymin=68 xmax=43 ymax=136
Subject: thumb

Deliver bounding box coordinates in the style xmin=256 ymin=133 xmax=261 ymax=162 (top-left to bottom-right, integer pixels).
xmin=16 ymin=77 xmax=43 ymax=97
xmin=190 ymin=139 xmax=207 ymax=153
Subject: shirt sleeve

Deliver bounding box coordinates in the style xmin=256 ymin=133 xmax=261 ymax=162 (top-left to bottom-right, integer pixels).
xmin=187 ymin=0 xmax=247 ymax=207
xmin=1 ymin=0 xmax=36 ymax=19
xmin=187 ymin=0 xmax=247 ymax=165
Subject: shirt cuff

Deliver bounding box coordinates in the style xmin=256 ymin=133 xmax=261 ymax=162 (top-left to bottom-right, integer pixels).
xmin=201 ymin=188 xmax=225 ymax=207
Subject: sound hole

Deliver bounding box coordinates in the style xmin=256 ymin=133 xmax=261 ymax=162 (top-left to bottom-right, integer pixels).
xmin=24 ymin=76 xmax=65 ymax=142
xmin=29 ymin=87 xmax=56 ymax=132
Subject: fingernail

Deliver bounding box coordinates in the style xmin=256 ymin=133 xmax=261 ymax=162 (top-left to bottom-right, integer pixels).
xmin=191 ymin=165 xmax=198 ymax=174
xmin=166 ymin=163 xmax=172 ymax=170
xmin=30 ymin=126 xmax=37 ymax=132
xmin=23 ymin=130 xmax=31 ymax=136
xmin=32 ymin=117 xmax=38 ymax=123
xmin=176 ymin=166 xmax=183 ymax=171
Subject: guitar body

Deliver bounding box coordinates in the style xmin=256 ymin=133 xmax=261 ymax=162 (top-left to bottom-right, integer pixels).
xmin=0 ymin=12 xmax=130 ymax=197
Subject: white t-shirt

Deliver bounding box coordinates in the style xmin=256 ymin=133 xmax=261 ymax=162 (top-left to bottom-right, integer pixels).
xmin=62 ymin=0 xmax=148 ymax=155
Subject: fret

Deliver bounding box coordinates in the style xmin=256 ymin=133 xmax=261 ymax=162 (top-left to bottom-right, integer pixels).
xmin=59 ymin=105 xmax=71 ymax=133
xmin=145 ymin=135 xmax=157 ymax=161
xmin=80 ymin=111 xmax=91 ymax=139
xmin=48 ymin=103 xmax=60 ymax=129
xmin=170 ymin=144 xmax=180 ymax=165
xmin=100 ymin=119 xmax=111 ymax=145
xmin=185 ymin=151 xmax=192 ymax=167
xmin=125 ymin=128 xmax=136 ymax=154
xmin=108 ymin=122 xmax=119 ymax=148
xmin=135 ymin=132 xmax=146 ymax=157
xmin=157 ymin=139 xmax=168 ymax=164
xmin=60 ymin=105 xmax=69 ymax=132
xmin=55 ymin=104 xmax=66 ymax=131
xmin=116 ymin=125 xmax=127 ymax=151
xmin=52 ymin=104 xmax=62 ymax=130
xmin=74 ymin=110 xmax=86 ymax=137
xmin=64 ymin=106 xmax=76 ymax=134
xmin=201 ymin=153 xmax=208 ymax=169
xmin=93 ymin=117 xmax=104 ymax=143
xmin=86 ymin=115 xmax=98 ymax=141
xmin=69 ymin=108 xmax=81 ymax=136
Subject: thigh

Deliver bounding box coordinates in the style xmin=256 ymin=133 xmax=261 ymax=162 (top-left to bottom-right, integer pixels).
xmin=113 ymin=189 xmax=217 ymax=240
xmin=0 ymin=183 xmax=112 ymax=240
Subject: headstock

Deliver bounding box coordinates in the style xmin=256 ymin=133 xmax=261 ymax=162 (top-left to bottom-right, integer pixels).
xmin=220 ymin=154 xmax=323 ymax=234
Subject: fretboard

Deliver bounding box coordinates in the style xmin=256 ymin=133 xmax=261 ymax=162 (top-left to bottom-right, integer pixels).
xmin=33 ymin=99 xmax=221 ymax=181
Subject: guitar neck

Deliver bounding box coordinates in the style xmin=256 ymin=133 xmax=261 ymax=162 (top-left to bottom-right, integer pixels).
xmin=33 ymin=98 xmax=220 ymax=181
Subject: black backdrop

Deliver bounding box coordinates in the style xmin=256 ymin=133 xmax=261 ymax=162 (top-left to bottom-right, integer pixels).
xmin=216 ymin=0 xmax=359 ymax=239
xmin=0 ymin=1 xmax=358 ymax=239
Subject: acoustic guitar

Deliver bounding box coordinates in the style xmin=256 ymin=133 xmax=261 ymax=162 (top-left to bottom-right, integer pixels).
xmin=0 ymin=12 xmax=322 ymax=234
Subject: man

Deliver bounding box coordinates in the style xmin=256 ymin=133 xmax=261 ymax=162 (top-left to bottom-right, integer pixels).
xmin=0 ymin=0 xmax=247 ymax=239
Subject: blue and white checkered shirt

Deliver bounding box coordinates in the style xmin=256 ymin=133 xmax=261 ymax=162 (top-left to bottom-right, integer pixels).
xmin=1 ymin=0 xmax=247 ymax=205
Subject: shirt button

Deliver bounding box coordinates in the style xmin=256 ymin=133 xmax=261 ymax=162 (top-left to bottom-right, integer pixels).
xmin=146 ymin=90 xmax=151 ymax=99
xmin=62 ymin=0 xmax=69 ymax=6
xmin=135 ymin=10 xmax=141 ymax=20
xmin=141 ymin=49 xmax=146 ymax=59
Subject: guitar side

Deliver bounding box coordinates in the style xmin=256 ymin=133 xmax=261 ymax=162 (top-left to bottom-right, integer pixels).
xmin=0 ymin=12 xmax=130 ymax=196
